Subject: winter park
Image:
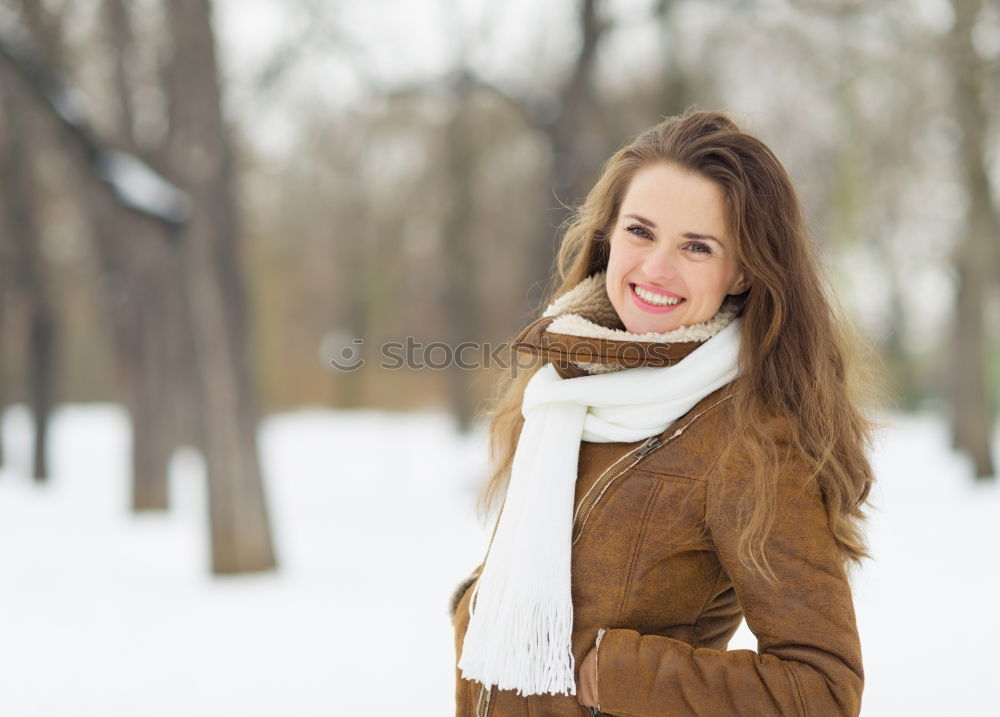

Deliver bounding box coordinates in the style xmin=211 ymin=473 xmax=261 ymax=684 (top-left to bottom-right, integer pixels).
xmin=1 ymin=1 xmax=999 ymax=716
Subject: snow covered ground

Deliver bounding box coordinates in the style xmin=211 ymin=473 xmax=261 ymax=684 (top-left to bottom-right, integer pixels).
xmin=0 ymin=403 xmax=997 ymax=716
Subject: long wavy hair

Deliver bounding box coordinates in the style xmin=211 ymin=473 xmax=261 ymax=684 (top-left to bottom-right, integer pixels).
xmin=480 ymin=108 xmax=877 ymax=580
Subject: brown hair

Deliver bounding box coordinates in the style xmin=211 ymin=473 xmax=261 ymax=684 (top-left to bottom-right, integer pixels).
xmin=481 ymin=108 xmax=877 ymax=580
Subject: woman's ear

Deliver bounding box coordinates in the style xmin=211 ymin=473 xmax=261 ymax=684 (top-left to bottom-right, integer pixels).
xmin=728 ymin=269 xmax=749 ymax=295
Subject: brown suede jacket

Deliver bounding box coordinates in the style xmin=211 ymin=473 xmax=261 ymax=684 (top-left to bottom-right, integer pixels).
xmin=451 ymin=289 xmax=864 ymax=717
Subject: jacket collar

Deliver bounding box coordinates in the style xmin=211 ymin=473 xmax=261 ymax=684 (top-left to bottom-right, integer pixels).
xmin=512 ymin=271 xmax=741 ymax=379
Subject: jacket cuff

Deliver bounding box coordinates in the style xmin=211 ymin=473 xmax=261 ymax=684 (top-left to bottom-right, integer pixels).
xmin=596 ymin=628 xmax=686 ymax=716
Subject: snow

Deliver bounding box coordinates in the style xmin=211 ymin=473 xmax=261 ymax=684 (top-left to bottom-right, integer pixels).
xmin=0 ymin=403 xmax=998 ymax=715
xmin=95 ymin=150 xmax=192 ymax=224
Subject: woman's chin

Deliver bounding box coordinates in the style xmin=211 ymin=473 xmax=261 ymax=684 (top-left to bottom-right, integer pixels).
xmin=623 ymin=317 xmax=679 ymax=334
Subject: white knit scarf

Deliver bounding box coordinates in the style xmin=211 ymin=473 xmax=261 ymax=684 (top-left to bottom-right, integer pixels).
xmin=458 ymin=275 xmax=743 ymax=696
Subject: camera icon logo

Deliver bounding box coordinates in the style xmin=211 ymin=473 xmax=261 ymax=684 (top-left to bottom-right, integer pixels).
xmin=322 ymin=331 xmax=365 ymax=372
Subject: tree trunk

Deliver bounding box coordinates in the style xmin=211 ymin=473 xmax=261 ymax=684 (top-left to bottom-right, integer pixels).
xmin=653 ymin=0 xmax=697 ymax=117
xmin=947 ymin=0 xmax=996 ymax=480
xmin=523 ymin=0 xmax=610 ymax=320
xmin=4 ymin=0 xmax=207 ymax=502
xmin=0 ymin=221 xmax=8 ymax=469
xmin=0 ymin=81 xmax=57 ymax=482
xmin=439 ymin=96 xmax=480 ymax=432
xmin=164 ymin=0 xmax=276 ymax=572
xmin=98 ymin=0 xmax=203 ymax=510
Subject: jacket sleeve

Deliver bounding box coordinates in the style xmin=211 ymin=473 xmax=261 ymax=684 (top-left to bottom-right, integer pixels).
xmin=594 ymin=451 xmax=865 ymax=717
xmin=449 ymin=563 xmax=484 ymax=623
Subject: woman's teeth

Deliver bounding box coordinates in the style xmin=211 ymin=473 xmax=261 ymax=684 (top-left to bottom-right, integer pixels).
xmin=633 ymin=285 xmax=683 ymax=306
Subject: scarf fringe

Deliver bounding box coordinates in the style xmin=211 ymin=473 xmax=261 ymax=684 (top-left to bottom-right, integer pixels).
xmin=458 ymin=583 xmax=577 ymax=696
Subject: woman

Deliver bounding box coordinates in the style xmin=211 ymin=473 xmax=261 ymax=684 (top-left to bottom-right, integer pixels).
xmin=451 ymin=109 xmax=875 ymax=717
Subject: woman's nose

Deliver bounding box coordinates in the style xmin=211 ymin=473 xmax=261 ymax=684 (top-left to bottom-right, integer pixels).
xmin=642 ymin=245 xmax=678 ymax=280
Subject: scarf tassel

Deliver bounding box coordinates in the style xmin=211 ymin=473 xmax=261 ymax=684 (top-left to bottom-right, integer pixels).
xmin=458 ymin=579 xmax=577 ymax=696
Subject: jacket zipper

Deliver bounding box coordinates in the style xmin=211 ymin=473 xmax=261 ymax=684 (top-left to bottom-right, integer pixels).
xmin=571 ymin=435 xmax=662 ymax=545
xmin=476 ymin=684 xmax=493 ymax=717
xmin=571 ymin=393 xmax=736 ymax=545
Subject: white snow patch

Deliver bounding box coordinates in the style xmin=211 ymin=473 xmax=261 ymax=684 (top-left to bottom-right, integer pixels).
xmin=0 ymin=404 xmax=997 ymax=715
xmin=96 ymin=150 xmax=192 ymax=224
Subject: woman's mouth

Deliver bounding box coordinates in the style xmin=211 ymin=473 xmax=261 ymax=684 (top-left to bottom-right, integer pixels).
xmin=629 ymin=283 xmax=685 ymax=313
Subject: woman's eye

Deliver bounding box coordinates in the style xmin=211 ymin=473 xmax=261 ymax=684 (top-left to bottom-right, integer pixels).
xmin=626 ymin=224 xmax=652 ymax=239
xmin=685 ymin=241 xmax=712 ymax=255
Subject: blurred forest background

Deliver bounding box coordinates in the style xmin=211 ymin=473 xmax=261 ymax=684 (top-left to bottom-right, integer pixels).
xmin=1 ymin=0 xmax=998 ymax=576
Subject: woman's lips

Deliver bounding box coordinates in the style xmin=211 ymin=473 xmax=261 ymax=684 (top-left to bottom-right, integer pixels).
xmin=629 ymin=282 xmax=685 ymax=314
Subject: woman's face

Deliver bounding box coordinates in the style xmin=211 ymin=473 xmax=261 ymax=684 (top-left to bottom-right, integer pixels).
xmin=605 ymin=162 xmax=747 ymax=334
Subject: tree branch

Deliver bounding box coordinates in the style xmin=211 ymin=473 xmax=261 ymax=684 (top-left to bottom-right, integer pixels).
xmin=0 ymin=21 xmax=188 ymax=228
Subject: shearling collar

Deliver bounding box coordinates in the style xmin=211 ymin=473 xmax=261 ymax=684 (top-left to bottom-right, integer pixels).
xmin=512 ymin=271 xmax=740 ymax=379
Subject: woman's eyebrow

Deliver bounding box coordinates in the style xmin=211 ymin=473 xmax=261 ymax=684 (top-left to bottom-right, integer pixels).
xmin=624 ymin=214 xmax=723 ymax=244
xmin=682 ymin=232 xmax=723 ymax=244
xmin=624 ymin=213 xmax=656 ymax=228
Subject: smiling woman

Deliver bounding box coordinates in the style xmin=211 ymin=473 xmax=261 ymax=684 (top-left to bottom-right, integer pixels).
xmin=451 ymin=109 xmax=876 ymax=717
xmin=605 ymin=163 xmax=748 ymax=334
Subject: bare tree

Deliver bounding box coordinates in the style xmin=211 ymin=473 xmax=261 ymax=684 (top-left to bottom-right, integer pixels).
xmin=947 ymin=0 xmax=998 ymax=479
xmin=0 ymin=226 xmax=7 ymax=468
xmin=0 ymin=75 xmax=56 ymax=482
xmin=162 ymin=0 xmax=275 ymax=571
xmin=523 ymin=0 xmax=612 ymax=318
xmin=1 ymin=0 xmax=276 ymax=571
xmin=1 ymin=2 xmax=197 ymax=505
xmin=359 ymin=0 xmax=613 ymax=427
xmin=96 ymin=0 xmax=204 ymax=511
xmin=438 ymin=76 xmax=487 ymax=431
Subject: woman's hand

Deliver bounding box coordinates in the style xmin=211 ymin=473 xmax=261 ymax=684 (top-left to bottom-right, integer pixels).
xmin=576 ymin=644 xmax=599 ymax=709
